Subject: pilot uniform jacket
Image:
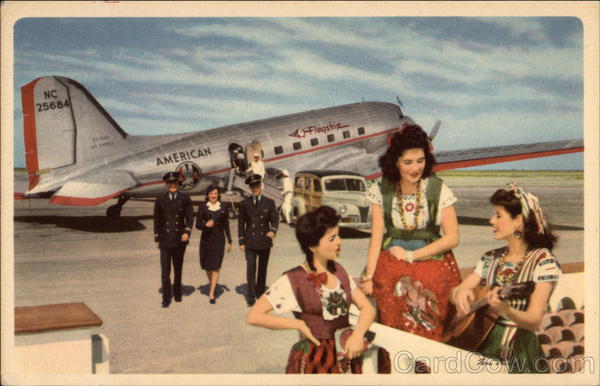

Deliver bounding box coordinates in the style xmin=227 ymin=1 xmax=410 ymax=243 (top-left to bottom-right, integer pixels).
xmin=154 ymin=191 xmax=194 ymax=248
xmin=238 ymin=195 xmax=279 ymax=250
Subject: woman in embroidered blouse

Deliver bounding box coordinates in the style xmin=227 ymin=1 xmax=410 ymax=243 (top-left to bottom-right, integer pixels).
xmin=361 ymin=124 xmax=461 ymax=372
xmin=246 ymin=206 xmax=375 ymax=374
xmin=451 ymin=184 xmax=560 ymax=373
xmin=196 ymin=185 xmax=232 ymax=304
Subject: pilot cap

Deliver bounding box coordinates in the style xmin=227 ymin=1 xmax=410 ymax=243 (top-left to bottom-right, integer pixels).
xmin=282 ymin=169 xmax=289 ymax=177
xmin=245 ymin=174 xmax=262 ymax=186
xmin=163 ymin=171 xmax=180 ymax=183
xmin=253 ymin=154 xmax=260 ymax=158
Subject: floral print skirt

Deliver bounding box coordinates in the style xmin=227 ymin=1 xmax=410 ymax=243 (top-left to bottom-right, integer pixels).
xmin=373 ymin=248 xmax=462 ymax=373
xmin=285 ymin=338 xmax=362 ymax=374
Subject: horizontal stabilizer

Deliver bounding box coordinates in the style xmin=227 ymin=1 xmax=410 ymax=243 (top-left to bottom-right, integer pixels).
xmin=50 ymin=172 xmax=137 ymax=206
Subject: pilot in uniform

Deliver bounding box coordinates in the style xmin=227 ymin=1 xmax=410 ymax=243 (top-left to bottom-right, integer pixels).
xmin=154 ymin=172 xmax=194 ymax=307
xmin=238 ymin=174 xmax=279 ymax=306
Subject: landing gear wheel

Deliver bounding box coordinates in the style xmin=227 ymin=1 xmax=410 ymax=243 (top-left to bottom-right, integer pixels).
xmin=106 ymin=204 xmax=122 ymax=218
xmin=106 ymin=195 xmax=130 ymax=218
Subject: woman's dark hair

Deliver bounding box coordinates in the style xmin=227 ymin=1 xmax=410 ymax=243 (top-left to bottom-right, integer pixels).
xmin=490 ymin=189 xmax=557 ymax=251
xmin=378 ymin=124 xmax=436 ymax=182
xmin=295 ymin=206 xmax=340 ymax=273
xmin=204 ymin=184 xmax=221 ymax=202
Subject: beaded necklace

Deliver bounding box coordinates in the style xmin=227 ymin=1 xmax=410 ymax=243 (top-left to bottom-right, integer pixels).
xmin=495 ymin=250 xmax=528 ymax=286
xmin=396 ymin=179 xmax=422 ymax=230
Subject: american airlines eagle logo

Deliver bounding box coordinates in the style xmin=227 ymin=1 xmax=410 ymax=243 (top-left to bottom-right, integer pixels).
xmin=288 ymin=128 xmax=306 ymax=138
xmin=288 ymin=122 xmax=350 ymax=138
xmin=175 ymin=161 xmax=202 ymax=191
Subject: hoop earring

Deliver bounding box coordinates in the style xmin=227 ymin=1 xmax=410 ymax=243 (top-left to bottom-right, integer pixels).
xmin=513 ymin=231 xmax=522 ymax=239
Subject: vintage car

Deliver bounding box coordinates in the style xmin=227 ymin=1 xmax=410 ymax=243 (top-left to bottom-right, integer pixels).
xmin=291 ymin=170 xmax=371 ymax=229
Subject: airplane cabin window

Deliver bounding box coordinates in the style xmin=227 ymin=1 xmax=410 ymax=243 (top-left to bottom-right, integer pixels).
xmin=274 ymin=145 xmax=283 ymax=155
xmin=327 ymin=134 xmax=335 ymax=143
xmin=358 ymin=127 xmax=365 ymax=135
xmin=293 ymin=142 xmax=301 ymax=150
xmin=343 ymin=130 xmax=350 ymax=139
xmin=310 ymin=138 xmax=318 ymax=146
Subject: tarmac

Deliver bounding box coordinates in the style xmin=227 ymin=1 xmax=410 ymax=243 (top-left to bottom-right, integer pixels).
xmin=12 ymin=174 xmax=584 ymax=374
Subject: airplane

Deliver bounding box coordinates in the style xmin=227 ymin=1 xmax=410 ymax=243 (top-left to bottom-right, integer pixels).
xmin=16 ymin=76 xmax=584 ymax=217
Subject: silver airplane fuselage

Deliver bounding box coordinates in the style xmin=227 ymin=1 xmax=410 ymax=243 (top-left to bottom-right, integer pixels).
xmin=111 ymin=102 xmax=408 ymax=198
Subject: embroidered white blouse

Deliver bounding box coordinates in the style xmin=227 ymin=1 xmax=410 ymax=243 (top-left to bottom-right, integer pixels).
xmin=474 ymin=248 xmax=562 ymax=284
xmin=366 ymin=177 xmax=457 ymax=229
xmin=265 ymin=271 xmax=358 ymax=321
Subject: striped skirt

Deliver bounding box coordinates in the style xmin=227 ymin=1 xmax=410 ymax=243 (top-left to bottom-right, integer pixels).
xmin=285 ymin=338 xmax=362 ymax=374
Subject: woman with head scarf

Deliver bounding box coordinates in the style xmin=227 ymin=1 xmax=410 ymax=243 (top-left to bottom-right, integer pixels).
xmin=450 ymin=183 xmax=560 ymax=373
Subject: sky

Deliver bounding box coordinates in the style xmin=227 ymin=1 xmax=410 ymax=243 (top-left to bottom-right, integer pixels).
xmin=12 ymin=17 xmax=584 ymax=170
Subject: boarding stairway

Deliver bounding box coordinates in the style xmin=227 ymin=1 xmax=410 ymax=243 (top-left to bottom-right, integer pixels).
xmin=226 ymin=167 xmax=284 ymax=208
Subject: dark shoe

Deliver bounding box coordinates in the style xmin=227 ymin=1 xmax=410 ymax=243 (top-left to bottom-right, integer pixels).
xmin=246 ymin=297 xmax=256 ymax=307
xmin=174 ymin=296 xmax=182 ymax=302
xmin=209 ymin=298 xmax=216 ymax=304
xmin=162 ymin=300 xmax=170 ymax=308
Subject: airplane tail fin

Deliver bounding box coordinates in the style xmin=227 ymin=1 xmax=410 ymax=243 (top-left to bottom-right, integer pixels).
xmin=21 ymin=76 xmax=131 ymax=195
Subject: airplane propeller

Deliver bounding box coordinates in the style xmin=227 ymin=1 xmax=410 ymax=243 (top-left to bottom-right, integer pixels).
xmin=429 ymin=120 xmax=442 ymax=142
xmin=395 ymin=96 xmax=405 ymax=118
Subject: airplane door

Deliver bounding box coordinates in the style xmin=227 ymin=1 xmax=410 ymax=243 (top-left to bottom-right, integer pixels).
xmin=228 ymin=143 xmax=246 ymax=171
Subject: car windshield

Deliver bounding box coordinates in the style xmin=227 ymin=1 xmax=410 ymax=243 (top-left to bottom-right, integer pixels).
xmin=324 ymin=178 xmax=365 ymax=192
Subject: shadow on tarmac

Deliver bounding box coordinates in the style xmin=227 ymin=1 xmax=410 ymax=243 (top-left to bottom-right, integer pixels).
xmin=14 ymin=215 xmax=152 ymax=232
xmin=197 ymin=283 xmax=231 ymax=300
xmin=457 ymin=216 xmax=582 ymax=231
xmin=158 ymin=284 xmax=196 ymax=297
xmin=235 ymin=283 xmax=249 ymax=298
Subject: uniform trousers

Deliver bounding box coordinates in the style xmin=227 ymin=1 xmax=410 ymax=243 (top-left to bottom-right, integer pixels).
xmin=160 ymin=246 xmax=186 ymax=301
xmin=245 ymin=248 xmax=271 ymax=299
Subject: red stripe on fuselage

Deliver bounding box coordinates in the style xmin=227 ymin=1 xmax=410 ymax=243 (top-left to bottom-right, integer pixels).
xmin=264 ymin=127 xmax=398 ymax=163
xmin=21 ymin=78 xmax=42 ymax=190
xmin=50 ymin=189 xmax=127 ymax=206
xmin=432 ymin=147 xmax=584 ymax=172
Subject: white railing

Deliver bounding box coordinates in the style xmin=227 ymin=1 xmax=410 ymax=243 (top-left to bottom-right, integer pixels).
xmin=348 ymin=304 xmax=508 ymax=374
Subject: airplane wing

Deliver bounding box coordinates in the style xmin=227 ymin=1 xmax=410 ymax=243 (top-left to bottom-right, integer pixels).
xmin=299 ymin=138 xmax=583 ymax=180
xmin=49 ymin=171 xmax=138 ymax=206
xmin=433 ymin=139 xmax=584 ymax=172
